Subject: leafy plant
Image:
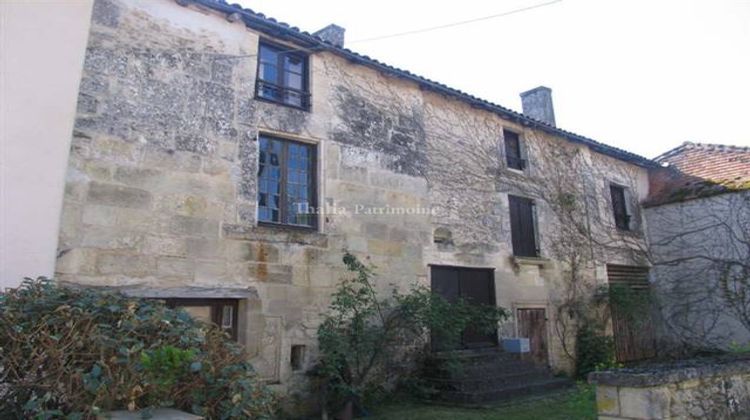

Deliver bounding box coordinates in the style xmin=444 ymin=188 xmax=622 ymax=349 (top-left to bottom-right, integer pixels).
xmin=607 ymin=283 xmax=654 ymax=327
xmin=728 ymin=341 xmax=750 ymax=353
xmin=0 ymin=278 xmax=277 ymax=419
xmin=574 ymin=324 xmax=617 ymax=379
xmin=140 ymin=345 xmax=198 ymax=405
xmin=314 ymin=252 xmax=508 ymax=414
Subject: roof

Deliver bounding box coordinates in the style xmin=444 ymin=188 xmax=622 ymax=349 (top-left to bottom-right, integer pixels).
xmin=645 ymin=141 xmax=750 ymax=206
xmin=655 ymin=141 xmax=750 ymax=182
xmin=190 ymin=0 xmax=658 ymax=168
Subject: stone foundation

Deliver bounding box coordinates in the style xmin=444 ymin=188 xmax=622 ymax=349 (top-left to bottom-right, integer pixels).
xmin=589 ymin=356 xmax=750 ymax=419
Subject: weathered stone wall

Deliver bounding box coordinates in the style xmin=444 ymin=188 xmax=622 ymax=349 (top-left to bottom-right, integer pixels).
xmin=57 ymin=0 xmax=652 ymax=396
xmin=645 ymin=190 xmax=750 ymax=349
xmin=590 ymin=357 xmax=750 ymax=419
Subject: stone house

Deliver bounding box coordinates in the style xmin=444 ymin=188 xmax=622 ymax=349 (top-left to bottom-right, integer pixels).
xmin=55 ymin=0 xmax=659 ymax=397
xmin=645 ymin=142 xmax=750 ymax=349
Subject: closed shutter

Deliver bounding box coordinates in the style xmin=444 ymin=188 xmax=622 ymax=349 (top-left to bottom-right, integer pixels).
xmin=606 ymin=265 xmax=655 ymax=361
xmin=606 ymin=265 xmax=649 ymax=289
xmin=509 ymin=195 xmax=538 ymax=257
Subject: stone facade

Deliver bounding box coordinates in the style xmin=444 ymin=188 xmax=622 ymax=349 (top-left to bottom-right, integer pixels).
xmin=56 ymin=0 xmax=652 ymax=398
xmin=590 ymin=357 xmax=750 ymax=419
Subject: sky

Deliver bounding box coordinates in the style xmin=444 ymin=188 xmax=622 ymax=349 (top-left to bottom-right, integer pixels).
xmin=240 ymin=0 xmax=750 ymax=159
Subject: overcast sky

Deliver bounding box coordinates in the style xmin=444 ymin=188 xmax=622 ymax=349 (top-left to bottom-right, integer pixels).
xmin=241 ymin=0 xmax=750 ymax=159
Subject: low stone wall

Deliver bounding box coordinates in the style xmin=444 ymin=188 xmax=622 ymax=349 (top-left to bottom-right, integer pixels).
xmin=589 ymin=356 xmax=750 ymax=419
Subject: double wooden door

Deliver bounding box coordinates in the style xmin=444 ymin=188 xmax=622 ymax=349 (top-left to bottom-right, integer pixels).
xmin=431 ymin=266 xmax=497 ymax=351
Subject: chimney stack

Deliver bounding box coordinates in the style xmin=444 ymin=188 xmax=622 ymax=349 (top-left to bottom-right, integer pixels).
xmin=520 ymin=86 xmax=556 ymax=127
xmin=313 ymin=24 xmax=346 ymax=48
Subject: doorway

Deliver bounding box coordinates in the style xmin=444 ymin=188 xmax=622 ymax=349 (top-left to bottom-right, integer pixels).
xmin=517 ymin=308 xmax=549 ymax=366
xmin=431 ymin=265 xmax=497 ymax=351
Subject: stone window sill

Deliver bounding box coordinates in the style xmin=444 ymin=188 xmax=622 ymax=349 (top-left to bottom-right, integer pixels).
xmin=223 ymin=223 xmax=328 ymax=247
xmin=512 ymin=256 xmax=553 ymax=269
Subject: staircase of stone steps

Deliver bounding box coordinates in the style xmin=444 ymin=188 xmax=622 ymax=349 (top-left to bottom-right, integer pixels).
xmin=421 ymin=347 xmax=572 ymax=405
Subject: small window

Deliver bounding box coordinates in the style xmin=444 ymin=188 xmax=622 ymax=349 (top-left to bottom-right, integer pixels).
xmin=256 ymin=42 xmax=310 ymax=109
xmin=290 ymin=345 xmax=306 ymax=371
xmin=165 ymin=299 xmax=240 ymax=341
xmin=609 ymin=185 xmax=630 ymax=230
xmin=257 ymin=134 xmax=317 ymax=228
xmin=504 ymin=130 xmax=526 ymax=170
xmin=509 ymin=195 xmax=538 ymax=257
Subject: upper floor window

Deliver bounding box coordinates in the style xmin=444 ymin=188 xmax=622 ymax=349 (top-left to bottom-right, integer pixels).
xmin=256 ymin=42 xmax=310 ymax=110
xmin=504 ymin=129 xmax=526 ymax=170
xmin=609 ymin=184 xmax=630 ymax=230
xmin=509 ymin=195 xmax=538 ymax=257
xmin=257 ymin=135 xmax=317 ymax=228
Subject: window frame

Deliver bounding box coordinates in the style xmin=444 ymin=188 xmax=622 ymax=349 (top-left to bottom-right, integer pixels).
xmin=257 ymin=134 xmax=318 ymax=230
xmin=503 ymin=129 xmax=527 ymax=171
xmin=508 ymin=194 xmax=539 ymax=258
xmin=609 ymin=184 xmax=631 ymax=231
xmin=255 ymin=40 xmax=311 ymax=110
xmin=164 ymin=298 xmax=240 ymax=341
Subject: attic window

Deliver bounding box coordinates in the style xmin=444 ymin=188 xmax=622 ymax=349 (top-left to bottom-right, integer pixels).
xmin=256 ymin=42 xmax=310 ymax=110
xmin=610 ymin=185 xmax=631 ymax=231
xmin=504 ymin=130 xmax=526 ymax=170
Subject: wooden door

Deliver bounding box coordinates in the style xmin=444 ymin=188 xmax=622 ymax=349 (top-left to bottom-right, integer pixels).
xmin=607 ymin=265 xmax=657 ymax=362
xmin=517 ymin=308 xmax=548 ymax=366
xmin=431 ymin=266 xmax=497 ymax=351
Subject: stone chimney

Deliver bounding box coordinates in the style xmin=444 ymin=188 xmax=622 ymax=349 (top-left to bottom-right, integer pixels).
xmin=520 ymin=86 xmax=556 ymax=127
xmin=313 ymin=24 xmax=345 ymax=48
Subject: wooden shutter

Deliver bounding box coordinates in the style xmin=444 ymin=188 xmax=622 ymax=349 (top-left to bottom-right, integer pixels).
xmin=606 ymin=265 xmax=656 ymax=361
xmin=509 ymin=195 xmax=538 ymax=257
xmin=610 ymin=185 xmax=629 ymax=230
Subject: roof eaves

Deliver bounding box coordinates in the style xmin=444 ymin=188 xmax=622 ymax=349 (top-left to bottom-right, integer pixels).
xmin=192 ymin=0 xmax=659 ymax=168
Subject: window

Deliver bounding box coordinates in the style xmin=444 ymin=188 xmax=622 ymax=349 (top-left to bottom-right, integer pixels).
xmin=609 ymin=185 xmax=630 ymax=230
xmin=165 ymin=299 xmax=239 ymax=341
xmin=290 ymin=345 xmax=306 ymax=371
xmin=256 ymin=42 xmax=310 ymax=109
xmin=508 ymin=195 xmax=538 ymax=257
xmin=257 ymin=134 xmax=317 ymax=228
xmin=504 ymin=130 xmax=526 ymax=170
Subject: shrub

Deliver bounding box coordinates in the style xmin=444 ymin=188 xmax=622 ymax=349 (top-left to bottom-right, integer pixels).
xmin=0 ymin=278 xmax=277 ymax=419
xmin=314 ymin=252 xmax=508 ymax=414
xmin=574 ymin=324 xmax=618 ymax=379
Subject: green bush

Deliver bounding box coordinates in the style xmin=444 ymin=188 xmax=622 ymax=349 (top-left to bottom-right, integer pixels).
xmin=574 ymin=324 xmax=618 ymax=379
xmin=314 ymin=252 xmax=509 ymax=414
xmin=0 ymin=278 xmax=277 ymax=419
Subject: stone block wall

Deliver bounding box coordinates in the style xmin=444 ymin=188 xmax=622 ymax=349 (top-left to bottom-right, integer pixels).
xmin=590 ymin=357 xmax=750 ymax=419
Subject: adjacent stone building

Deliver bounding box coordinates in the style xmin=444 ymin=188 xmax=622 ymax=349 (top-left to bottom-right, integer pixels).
xmin=56 ymin=0 xmax=658 ymax=397
xmin=645 ymin=142 xmax=750 ymax=349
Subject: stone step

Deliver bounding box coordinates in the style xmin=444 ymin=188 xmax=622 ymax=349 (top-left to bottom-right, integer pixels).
xmin=427 ymin=348 xmax=519 ymax=364
xmin=424 ymin=359 xmax=545 ymax=379
xmin=434 ymin=377 xmax=573 ymax=404
xmin=423 ymin=369 xmax=551 ymax=393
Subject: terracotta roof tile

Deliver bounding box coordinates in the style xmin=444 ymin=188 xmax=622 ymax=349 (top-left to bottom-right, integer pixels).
xmin=645 ymin=142 xmax=750 ymax=206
